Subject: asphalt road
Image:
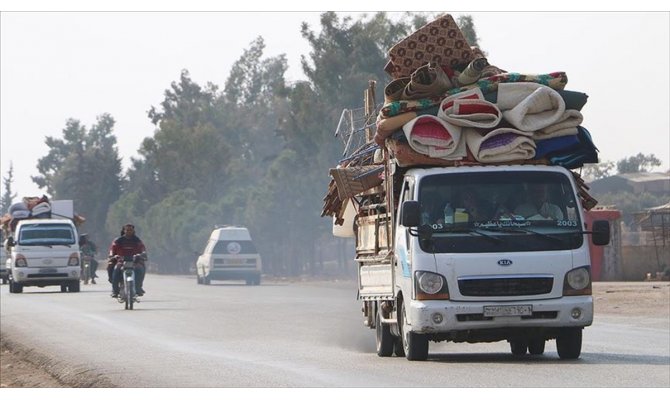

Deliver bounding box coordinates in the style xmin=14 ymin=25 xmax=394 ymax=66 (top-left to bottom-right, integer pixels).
xmin=1 ymin=275 xmax=668 ymax=388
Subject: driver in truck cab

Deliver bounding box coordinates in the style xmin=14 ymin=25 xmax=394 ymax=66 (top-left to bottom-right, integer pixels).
xmin=110 ymin=224 xmax=147 ymax=298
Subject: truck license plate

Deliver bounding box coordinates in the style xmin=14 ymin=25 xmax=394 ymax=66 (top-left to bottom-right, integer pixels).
xmin=483 ymin=305 xmax=532 ymax=317
xmin=39 ymin=268 xmax=57 ymax=274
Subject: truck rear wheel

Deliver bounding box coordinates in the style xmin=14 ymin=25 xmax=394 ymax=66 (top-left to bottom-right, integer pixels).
xmin=400 ymin=301 xmax=428 ymax=361
xmin=556 ymin=328 xmax=582 ymax=360
xmin=528 ymin=339 xmax=546 ymax=355
xmin=393 ymin=337 xmax=405 ymax=357
xmin=375 ymin=306 xmax=393 ymax=357
xmin=510 ymin=340 xmax=528 ymax=356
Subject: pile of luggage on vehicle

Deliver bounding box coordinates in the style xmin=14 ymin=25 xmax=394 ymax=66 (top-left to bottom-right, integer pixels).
xmin=322 ymin=13 xmax=599 ymax=222
xmin=1 ymin=195 xmax=85 ymax=235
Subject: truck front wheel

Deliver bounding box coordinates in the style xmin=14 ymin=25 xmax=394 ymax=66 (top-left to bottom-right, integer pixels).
xmin=9 ymin=280 xmax=22 ymax=293
xmin=556 ymin=328 xmax=582 ymax=360
xmin=399 ymin=301 xmax=428 ymax=361
xmin=375 ymin=306 xmax=393 ymax=357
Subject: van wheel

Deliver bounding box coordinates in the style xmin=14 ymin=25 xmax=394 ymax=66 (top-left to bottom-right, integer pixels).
xmin=556 ymin=328 xmax=582 ymax=360
xmin=60 ymin=285 xmax=67 ymax=292
xmin=254 ymin=275 xmax=261 ymax=285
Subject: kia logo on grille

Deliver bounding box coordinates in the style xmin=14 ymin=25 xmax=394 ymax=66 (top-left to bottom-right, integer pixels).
xmin=498 ymin=259 xmax=513 ymax=266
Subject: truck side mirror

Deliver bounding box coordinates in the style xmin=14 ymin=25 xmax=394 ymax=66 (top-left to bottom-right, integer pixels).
xmin=591 ymin=220 xmax=610 ymax=246
xmin=401 ymin=201 xmax=420 ymax=227
xmin=6 ymin=237 xmax=15 ymax=247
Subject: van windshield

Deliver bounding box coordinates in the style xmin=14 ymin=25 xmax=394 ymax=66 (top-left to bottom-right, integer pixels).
xmin=417 ymin=170 xmax=583 ymax=253
xmin=18 ymin=224 xmax=76 ymax=246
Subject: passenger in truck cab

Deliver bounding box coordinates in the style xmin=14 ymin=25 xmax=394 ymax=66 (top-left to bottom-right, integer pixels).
xmin=514 ymin=183 xmax=564 ymax=220
xmin=457 ymin=189 xmax=488 ymax=222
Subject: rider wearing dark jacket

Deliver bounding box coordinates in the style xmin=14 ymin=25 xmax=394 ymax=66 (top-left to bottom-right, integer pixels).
xmin=110 ymin=224 xmax=147 ymax=297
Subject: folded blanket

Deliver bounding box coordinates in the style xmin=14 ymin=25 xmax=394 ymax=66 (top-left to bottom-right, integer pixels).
xmin=376 ymin=112 xmax=416 ymax=139
xmin=548 ymin=126 xmax=599 ymax=168
xmin=497 ymin=83 xmax=566 ymax=131
xmin=534 ymin=134 xmax=580 ymax=159
xmin=386 ymin=138 xmax=472 ymax=167
xmin=535 ymin=109 xmax=583 ymax=139
xmin=380 ymin=72 xmax=569 ymax=118
xmin=484 ymin=89 xmax=588 ymax=111
xmin=384 ymin=77 xmax=411 ymax=103
xmin=403 ymin=115 xmax=466 ymax=159
xmin=465 ymin=127 xmax=536 ymax=163
xmin=402 ymin=63 xmax=453 ymax=100
xmin=437 ymin=88 xmax=502 ymax=128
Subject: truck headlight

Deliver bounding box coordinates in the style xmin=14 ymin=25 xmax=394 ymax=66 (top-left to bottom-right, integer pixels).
xmin=415 ymin=271 xmax=449 ymax=300
xmin=68 ymin=253 xmax=80 ymax=266
xmin=15 ymin=255 xmax=27 ymax=268
xmin=563 ymin=266 xmax=591 ymax=296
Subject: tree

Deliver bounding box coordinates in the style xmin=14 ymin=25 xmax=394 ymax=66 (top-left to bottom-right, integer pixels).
xmin=616 ymin=153 xmax=662 ymax=174
xmin=457 ymin=15 xmax=482 ymax=49
xmin=32 ymin=114 xmax=123 ymax=240
xmin=581 ymin=161 xmax=615 ymax=181
xmin=0 ymin=162 xmax=17 ymax=214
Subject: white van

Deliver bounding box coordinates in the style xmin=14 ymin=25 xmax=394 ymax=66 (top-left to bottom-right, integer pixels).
xmin=196 ymin=226 xmax=262 ymax=285
xmin=6 ymin=219 xmax=81 ymax=293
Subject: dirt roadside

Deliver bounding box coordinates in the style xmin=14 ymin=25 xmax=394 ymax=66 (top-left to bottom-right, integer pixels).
xmin=1 ymin=281 xmax=668 ymax=388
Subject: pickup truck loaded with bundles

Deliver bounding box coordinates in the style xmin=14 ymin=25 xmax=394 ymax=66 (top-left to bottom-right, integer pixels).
xmin=321 ymin=13 xmax=611 ymax=361
xmin=1 ymin=196 xmax=86 ymax=293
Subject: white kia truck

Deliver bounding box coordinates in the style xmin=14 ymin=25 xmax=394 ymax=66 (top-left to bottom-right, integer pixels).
xmin=353 ymin=164 xmax=610 ymax=361
xmin=7 ymin=218 xmax=81 ymax=293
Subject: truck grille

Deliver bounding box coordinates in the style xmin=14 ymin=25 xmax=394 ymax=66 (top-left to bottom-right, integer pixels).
xmin=458 ymin=277 xmax=553 ymax=297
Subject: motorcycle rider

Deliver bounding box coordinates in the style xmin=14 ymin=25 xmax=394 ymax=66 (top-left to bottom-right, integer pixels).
xmin=79 ymin=234 xmax=98 ymax=284
xmin=110 ymin=224 xmax=147 ymax=298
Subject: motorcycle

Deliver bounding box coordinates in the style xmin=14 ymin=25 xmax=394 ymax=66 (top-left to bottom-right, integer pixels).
xmin=81 ymin=255 xmax=93 ymax=285
xmin=114 ymin=253 xmax=145 ymax=310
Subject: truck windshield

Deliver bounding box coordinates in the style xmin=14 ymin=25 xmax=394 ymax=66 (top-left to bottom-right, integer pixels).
xmin=417 ymin=170 xmax=583 ymax=253
xmin=18 ymin=224 xmax=76 ymax=246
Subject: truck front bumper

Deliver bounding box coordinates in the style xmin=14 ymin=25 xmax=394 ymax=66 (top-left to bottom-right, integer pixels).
xmin=407 ymin=296 xmax=593 ymax=334
xmin=12 ymin=267 xmax=80 ymax=285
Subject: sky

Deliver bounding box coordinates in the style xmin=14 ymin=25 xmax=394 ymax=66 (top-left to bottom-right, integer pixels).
xmin=1 ymin=3 xmax=669 ymax=201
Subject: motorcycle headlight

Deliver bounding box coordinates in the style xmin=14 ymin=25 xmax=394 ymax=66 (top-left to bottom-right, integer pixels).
xmin=563 ymin=266 xmax=591 ymax=295
xmin=414 ymin=271 xmax=449 ymax=300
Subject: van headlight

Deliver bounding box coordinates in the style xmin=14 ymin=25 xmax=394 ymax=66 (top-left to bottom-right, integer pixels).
xmin=563 ymin=266 xmax=591 ymax=296
xmin=414 ymin=271 xmax=449 ymax=300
